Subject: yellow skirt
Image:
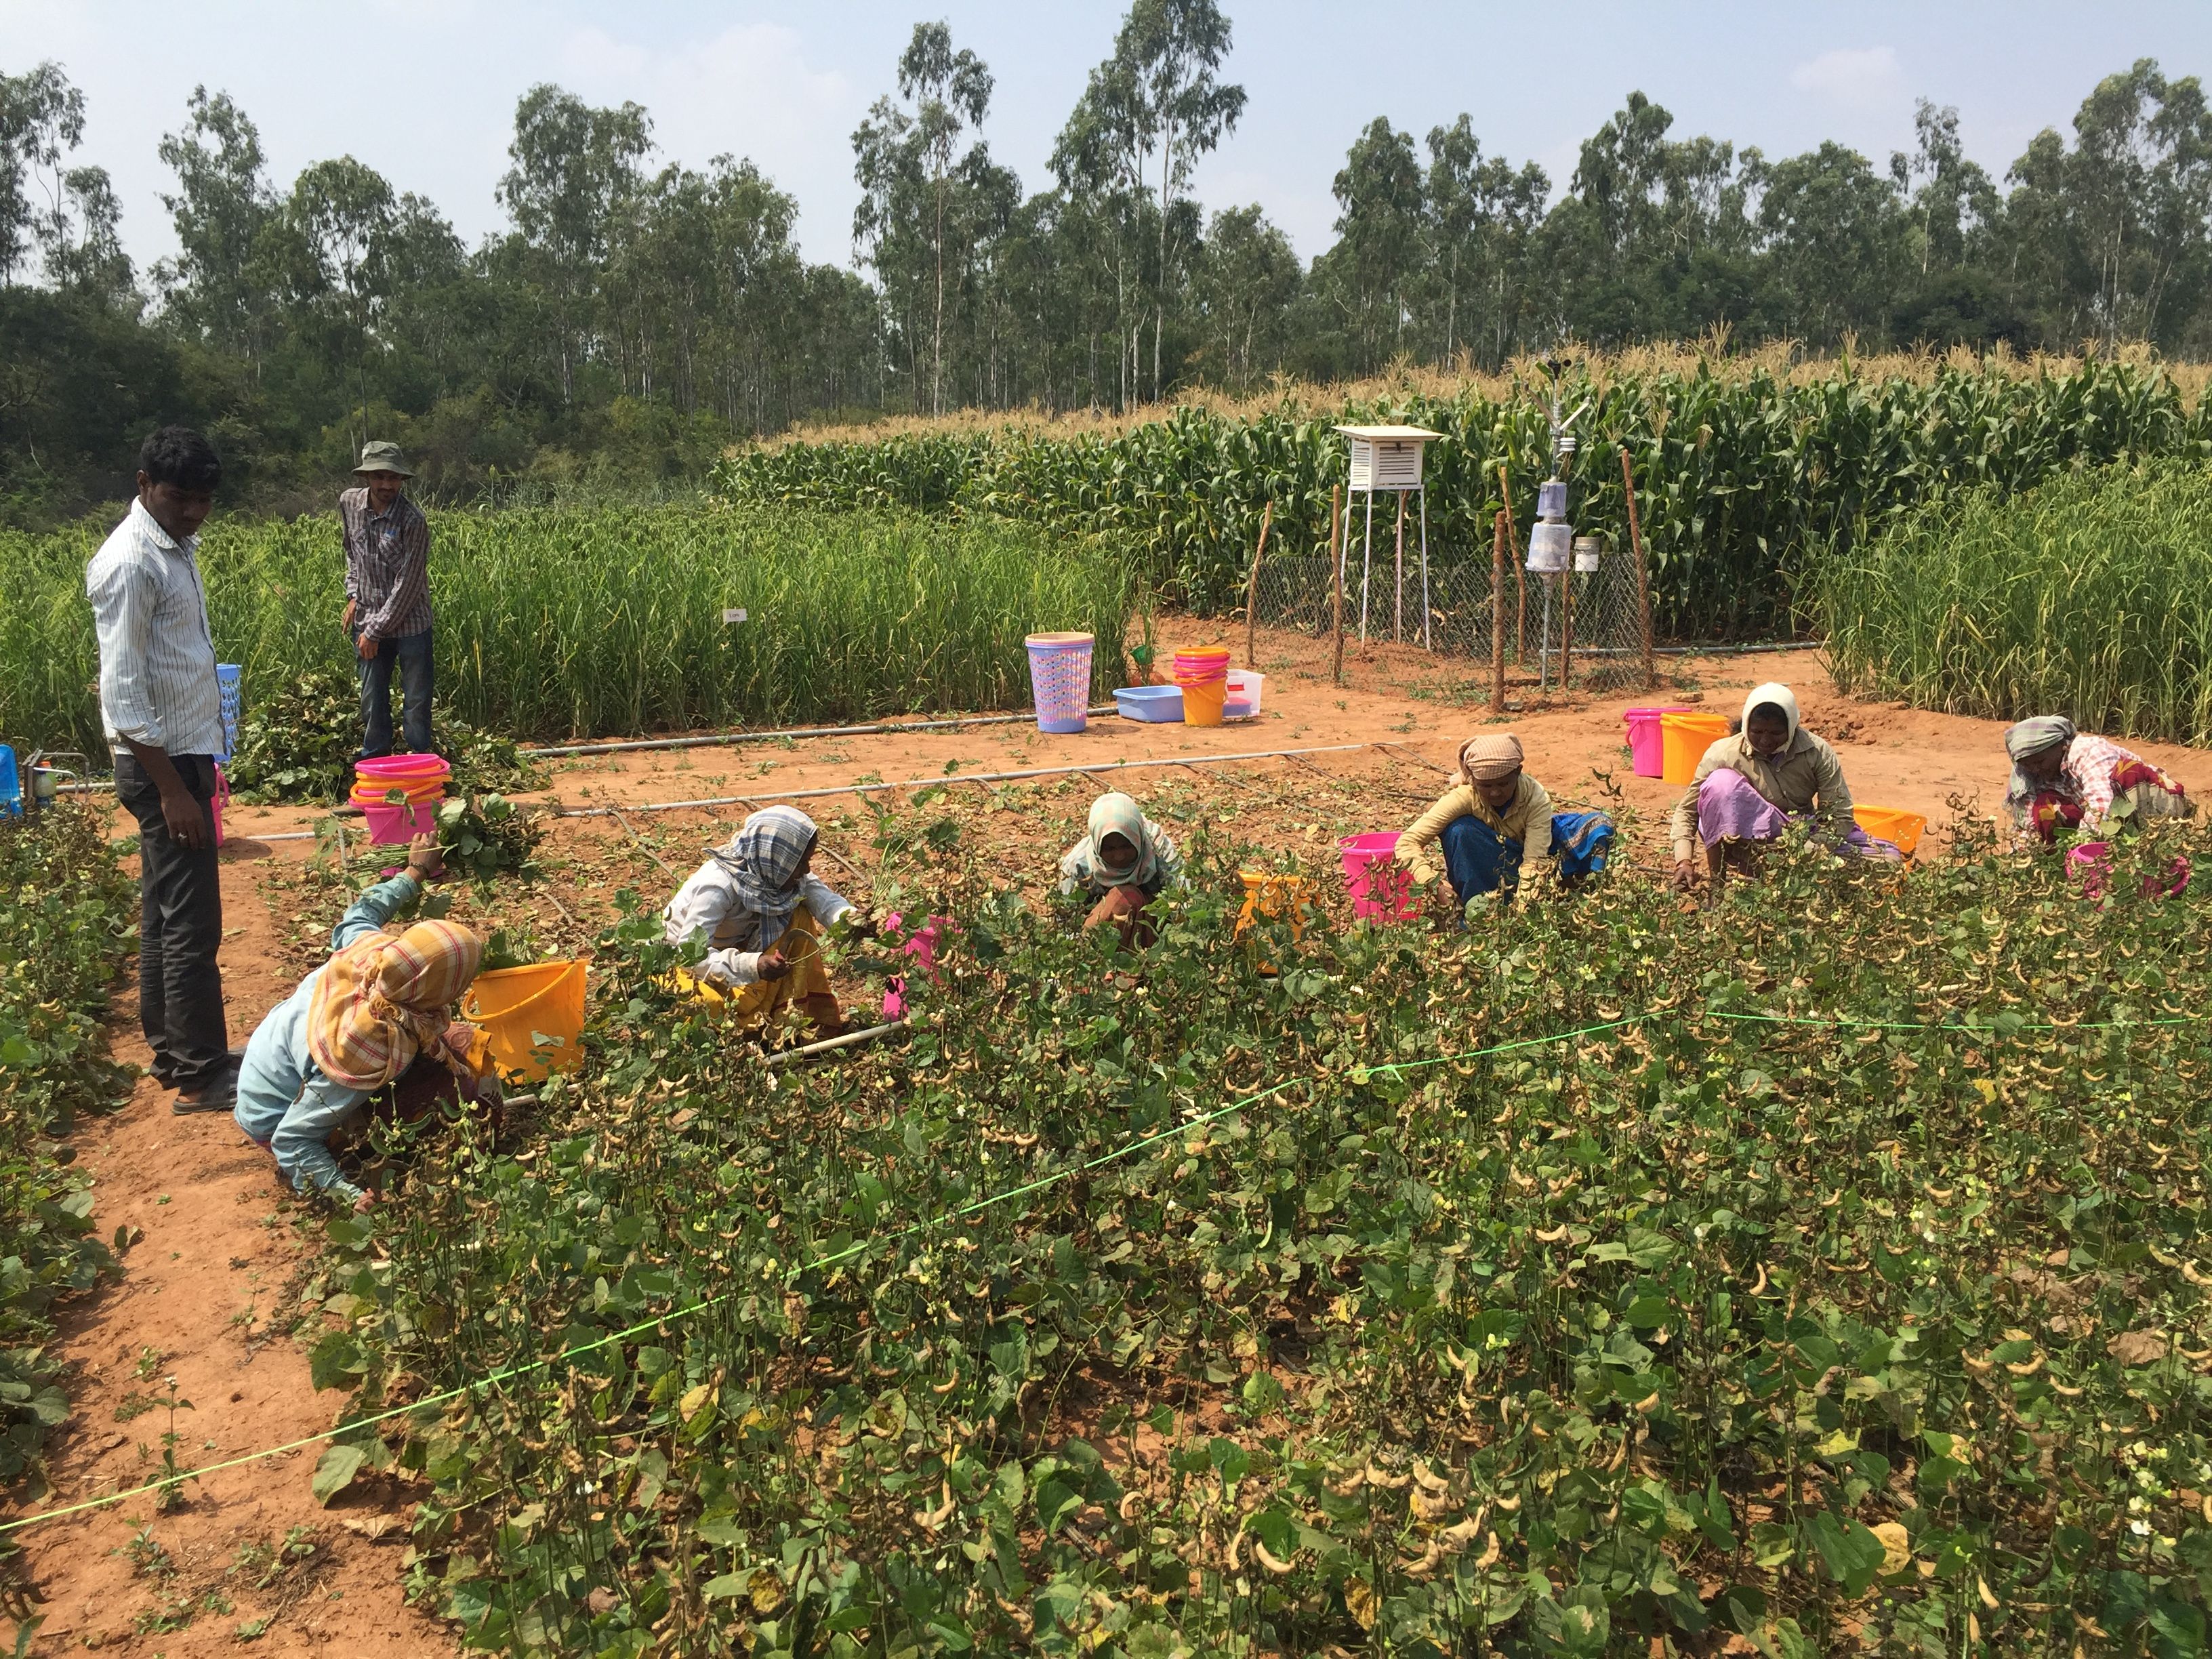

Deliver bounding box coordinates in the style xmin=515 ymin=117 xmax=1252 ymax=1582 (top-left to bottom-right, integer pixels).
xmin=668 ymin=907 xmax=833 ymax=1031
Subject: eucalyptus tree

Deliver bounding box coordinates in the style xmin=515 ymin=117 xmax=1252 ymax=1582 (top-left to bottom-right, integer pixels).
xmin=155 ymin=87 xmax=277 ymax=364
xmin=0 ymin=62 xmax=87 ymax=287
xmin=1321 ymin=117 xmax=1425 ymax=374
xmin=278 ymin=156 xmax=402 ymax=453
xmin=853 ymin=22 xmax=996 ymax=416
xmin=498 ymin=84 xmax=653 ymax=404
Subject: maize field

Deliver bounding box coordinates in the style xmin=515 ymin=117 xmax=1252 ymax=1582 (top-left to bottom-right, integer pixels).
xmin=715 ymin=356 xmax=2212 ymax=641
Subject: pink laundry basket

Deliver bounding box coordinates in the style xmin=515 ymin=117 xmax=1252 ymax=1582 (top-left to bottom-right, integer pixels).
xmin=1025 ymin=633 xmax=1094 ymax=735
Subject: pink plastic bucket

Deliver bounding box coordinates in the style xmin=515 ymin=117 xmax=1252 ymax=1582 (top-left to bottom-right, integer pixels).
xmin=1624 ymin=707 xmax=1690 ymax=779
xmin=1338 ymin=832 xmax=1419 ymax=922
xmin=363 ymin=798 xmax=440 ymax=845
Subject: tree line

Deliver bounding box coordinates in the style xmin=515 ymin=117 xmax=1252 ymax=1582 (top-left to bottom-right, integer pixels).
xmin=2 ymin=1 xmax=2209 ymax=521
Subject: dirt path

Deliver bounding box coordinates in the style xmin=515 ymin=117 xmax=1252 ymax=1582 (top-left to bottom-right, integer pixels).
xmin=14 ymin=848 xmax=445 ymax=1656
xmin=18 ymin=630 xmax=2212 ymax=1652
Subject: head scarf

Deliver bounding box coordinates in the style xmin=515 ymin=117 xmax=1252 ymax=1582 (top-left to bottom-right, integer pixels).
xmin=1084 ymin=792 xmax=1161 ymax=889
xmin=1458 ymin=733 xmax=1525 ymax=785
xmin=1740 ymin=682 xmax=1802 ymax=748
xmin=709 ymin=806 xmax=819 ymax=941
xmin=308 ymin=920 xmax=485 ymax=1091
xmin=2005 ymin=716 xmax=2078 ymax=806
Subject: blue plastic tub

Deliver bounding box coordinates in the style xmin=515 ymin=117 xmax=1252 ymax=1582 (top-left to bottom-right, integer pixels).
xmin=0 ymin=745 xmax=18 ymax=817
xmin=1114 ymin=686 xmax=1184 ymax=722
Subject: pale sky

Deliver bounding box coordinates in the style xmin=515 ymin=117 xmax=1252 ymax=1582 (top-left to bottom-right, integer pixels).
xmin=4 ymin=1 xmax=2208 ymax=275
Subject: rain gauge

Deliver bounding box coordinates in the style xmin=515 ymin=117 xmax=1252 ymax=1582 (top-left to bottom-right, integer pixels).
xmin=1525 ymin=360 xmax=1592 ymax=690
xmin=1334 ymin=424 xmax=1442 ymax=649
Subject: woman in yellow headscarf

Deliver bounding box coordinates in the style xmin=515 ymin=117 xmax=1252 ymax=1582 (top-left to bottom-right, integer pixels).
xmin=233 ymin=836 xmax=494 ymax=1211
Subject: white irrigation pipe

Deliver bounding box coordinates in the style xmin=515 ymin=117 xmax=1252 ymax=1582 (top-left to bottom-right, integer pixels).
xmin=558 ymin=742 xmax=1372 ymax=818
xmin=201 ymin=743 xmax=1374 ymax=845
xmin=520 ymin=706 xmax=1121 ymax=759
xmin=767 ymin=1021 xmax=907 ymax=1064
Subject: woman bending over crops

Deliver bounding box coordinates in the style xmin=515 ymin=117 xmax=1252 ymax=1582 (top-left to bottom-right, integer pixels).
xmin=1059 ymin=792 xmax=1187 ymax=948
xmin=234 ymin=836 xmax=497 ymax=1213
xmin=1398 ymin=734 xmax=1613 ymax=905
xmin=2004 ymin=716 xmax=2193 ymax=845
xmin=663 ymin=806 xmax=874 ymax=1037
xmin=1669 ymin=683 xmax=1901 ymax=897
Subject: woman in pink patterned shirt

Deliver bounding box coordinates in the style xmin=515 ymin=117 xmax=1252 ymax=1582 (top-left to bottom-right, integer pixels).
xmin=2003 ymin=716 xmax=2193 ymax=844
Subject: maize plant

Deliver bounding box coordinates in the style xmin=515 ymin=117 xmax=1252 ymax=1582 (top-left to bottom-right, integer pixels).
xmin=716 ymin=356 xmax=2212 ymax=640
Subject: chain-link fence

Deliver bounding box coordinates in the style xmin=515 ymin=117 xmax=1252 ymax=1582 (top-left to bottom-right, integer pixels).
xmin=1249 ymin=533 xmax=1651 ymax=687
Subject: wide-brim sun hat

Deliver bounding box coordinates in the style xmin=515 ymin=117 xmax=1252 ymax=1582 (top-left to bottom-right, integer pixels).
xmin=354 ymin=440 xmax=414 ymax=478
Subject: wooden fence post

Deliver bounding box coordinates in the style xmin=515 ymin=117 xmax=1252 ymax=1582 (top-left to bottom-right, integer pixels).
xmin=1330 ymin=484 xmax=1346 ymax=687
xmin=1244 ymin=499 xmax=1273 ymax=670
xmin=1498 ymin=462 xmax=1524 ymax=665
xmin=1491 ymin=510 xmax=1507 ymax=713
xmin=1620 ymin=446 xmax=1656 ymax=690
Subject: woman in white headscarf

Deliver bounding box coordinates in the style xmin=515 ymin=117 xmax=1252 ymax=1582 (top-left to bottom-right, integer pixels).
xmin=1667 ymin=682 xmax=1899 ymax=895
xmin=663 ymin=805 xmax=874 ymax=1035
xmin=2003 ymin=715 xmax=2192 ymax=846
xmin=1058 ymin=792 xmax=1187 ymax=947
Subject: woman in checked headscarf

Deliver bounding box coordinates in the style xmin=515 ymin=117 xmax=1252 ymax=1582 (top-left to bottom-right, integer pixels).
xmin=234 ymin=836 xmax=496 ymax=1212
xmin=2003 ymin=716 xmax=2192 ymax=845
xmin=1398 ymin=733 xmax=1613 ymax=905
xmin=663 ymin=805 xmax=874 ymax=1036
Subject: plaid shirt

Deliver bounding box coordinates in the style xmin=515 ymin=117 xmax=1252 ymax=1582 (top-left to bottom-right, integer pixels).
xmin=340 ymin=487 xmax=432 ymax=640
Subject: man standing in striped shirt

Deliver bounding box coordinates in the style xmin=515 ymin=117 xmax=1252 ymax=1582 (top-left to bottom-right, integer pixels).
xmin=87 ymin=427 xmax=237 ymax=1111
xmin=340 ymin=441 xmax=434 ymax=758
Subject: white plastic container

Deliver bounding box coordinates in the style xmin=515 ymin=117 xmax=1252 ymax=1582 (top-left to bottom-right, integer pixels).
xmin=1224 ymin=668 xmax=1265 ymax=717
xmin=1526 ymin=520 xmax=1571 ymax=573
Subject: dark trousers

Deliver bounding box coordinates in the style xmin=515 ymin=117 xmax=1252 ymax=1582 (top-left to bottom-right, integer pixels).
xmin=356 ymin=627 xmax=434 ymax=757
xmin=113 ymin=752 xmax=228 ymax=1088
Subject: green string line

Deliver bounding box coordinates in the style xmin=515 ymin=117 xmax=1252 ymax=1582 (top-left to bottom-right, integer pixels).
xmin=4 ymin=998 xmax=2190 ymax=1538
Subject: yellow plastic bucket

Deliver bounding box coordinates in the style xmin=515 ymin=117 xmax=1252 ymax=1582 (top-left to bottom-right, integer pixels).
xmin=1235 ymin=872 xmax=1308 ymax=940
xmin=1660 ymin=712 xmax=1731 ymax=785
xmin=1178 ymin=677 xmax=1228 ymax=726
xmin=463 ymin=960 xmax=588 ymax=1082
xmin=1853 ymin=804 xmax=1927 ymax=858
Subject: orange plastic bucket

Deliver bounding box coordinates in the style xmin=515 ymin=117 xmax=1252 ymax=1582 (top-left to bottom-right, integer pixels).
xmin=1660 ymin=712 xmax=1731 ymax=785
xmin=1853 ymin=804 xmax=1926 ymax=858
xmin=462 ymin=960 xmax=588 ymax=1082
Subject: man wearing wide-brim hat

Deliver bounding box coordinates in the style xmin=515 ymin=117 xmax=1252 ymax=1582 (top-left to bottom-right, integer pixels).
xmin=340 ymin=441 xmax=435 ymax=759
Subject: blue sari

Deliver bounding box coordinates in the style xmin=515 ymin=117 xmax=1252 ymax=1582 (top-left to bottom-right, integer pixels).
xmin=1440 ymin=811 xmax=1613 ymax=901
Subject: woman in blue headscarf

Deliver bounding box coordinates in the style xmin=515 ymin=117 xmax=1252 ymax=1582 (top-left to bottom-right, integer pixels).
xmin=663 ymin=805 xmax=874 ymax=1035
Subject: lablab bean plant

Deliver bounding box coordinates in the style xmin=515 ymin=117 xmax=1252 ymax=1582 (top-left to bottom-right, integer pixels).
xmin=311 ymin=811 xmax=2212 ymax=1656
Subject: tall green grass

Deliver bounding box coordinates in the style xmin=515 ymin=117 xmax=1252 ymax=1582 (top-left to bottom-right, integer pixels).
xmin=1820 ymin=459 xmax=2212 ymax=745
xmin=0 ymin=506 xmax=1128 ymax=750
